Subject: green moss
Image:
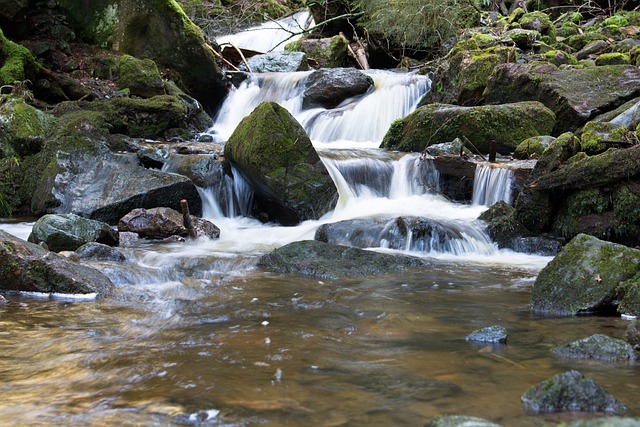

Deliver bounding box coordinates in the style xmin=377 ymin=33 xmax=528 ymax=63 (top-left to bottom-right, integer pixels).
xmin=602 ymin=14 xmax=628 ymax=29
xmin=0 ymin=97 xmax=56 ymax=157
xmin=612 ymin=183 xmax=640 ymax=241
xmin=565 ymin=32 xmax=608 ymax=51
xmin=580 ymin=121 xmax=627 ymax=154
xmin=552 ymin=188 xmax=611 ymax=240
xmin=543 ymin=50 xmax=578 ymax=67
xmin=519 ymin=11 xmax=556 ymax=44
xmin=595 ymin=52 xmax=630 ymax=66
xmin=0 ymin=28 xmax=41 ymax=85
xmin=117 ymin=54 xmax=165 ymax=97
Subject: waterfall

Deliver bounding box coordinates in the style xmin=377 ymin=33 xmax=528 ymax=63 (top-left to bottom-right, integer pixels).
xmin=472 ymin=163 xmax=514 ymax=207
xmin=216 ymin=11 xmax=314 ymax=52
xmin=209 ymin=70 xmax=430 ymax=148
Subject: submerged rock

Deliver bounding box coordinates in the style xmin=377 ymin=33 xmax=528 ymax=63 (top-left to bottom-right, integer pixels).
xmin=424 ymin=415 xmax=503 ymax=427
xmin=76 ymin=242 xmax=126 ymax=262
xmin=521 ymin=370 xmax=628 ymax=414
xmin=465 ymin=325 xmax=508 ymax=343
xmin=0 ymin=230 xmax=115 ymax=297
xmin=551 ymin=334 xmax=637 ymax=363
xmin=531 ymin=234 xmax=640 ymax=316
xmin=224 ymin=101 xmax=337 ymax=225
xmin=257 ymin=240 xmax=427 ymax=279
xmin=28 ymin=213 xmax=118 ymax=252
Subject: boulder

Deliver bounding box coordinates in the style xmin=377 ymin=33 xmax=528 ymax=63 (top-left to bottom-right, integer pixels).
xmin=430 ymin=155 xmax=476 ymax=202
xmin=484 ymin=63 xmax=640 ymax=135
xmin=76 ymin=242 xmax=126 ymax=262
xmin=465 ymin=325 xmax=507 ymax=343
xmin=118 ymin=207 xmax=220 ymax=239
xmin=285 ymin=35 xmax=348 ymax=68
xmin=257 ymin=240 xmax=427 ymax=279
xmin=424 ymin=415 xmax=503 ymax=427
xmin=241 ymin=51 xmax=310 ymax=73
xmin=28 ymin=213 xmax=118 ymax=252
xmin=303 ymin=68 xmax=374 ymax=109
xmin=521 ymin=371 xmax=628 ymax=414
xmin=381 ymin=102 xmax=555 ymax=154
xmin=0 ymin=96 xmax=55 ymax=159
xmin=57 ymin=0 xmax=227 ymax=113
xmin=551 ymin=334 xmax=637 ymax=363
xmin=0 ymin=28 xmax=41 ymax=85
xmin=0 ymin=229 xmax=115 ymax=296
xmin=223 ymin=101 xmax=337 ymax=225
xmin=618 ymin=272 xmax=640 ymax=318
xmin=117 ymin=54 xmax=165 ymax=98
xmin=531 ymin=234 xmax=640 ymax=316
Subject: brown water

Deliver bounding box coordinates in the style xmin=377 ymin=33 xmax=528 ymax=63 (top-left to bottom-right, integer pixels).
xmin=0 ymin=252 xmax=637 ymax=427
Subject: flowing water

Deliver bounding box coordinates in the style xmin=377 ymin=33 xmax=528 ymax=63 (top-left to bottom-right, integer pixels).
xmin=1 ymin=21 xmax=639 ymax=427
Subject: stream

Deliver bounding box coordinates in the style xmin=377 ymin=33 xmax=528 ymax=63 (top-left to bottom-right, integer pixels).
xmin=0 ymin=12 xmax=638 ymax=427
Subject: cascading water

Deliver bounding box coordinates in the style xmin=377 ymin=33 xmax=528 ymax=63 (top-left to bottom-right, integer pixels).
xmin=471 ymin=163 xmax=514 ymax=206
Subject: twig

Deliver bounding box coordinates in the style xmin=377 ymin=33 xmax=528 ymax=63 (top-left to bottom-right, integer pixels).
xmin=206 ymin=43 xmax=240 ymax=72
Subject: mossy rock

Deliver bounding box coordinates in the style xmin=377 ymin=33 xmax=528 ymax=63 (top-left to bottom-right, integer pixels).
xmin=381 ymin=101 xmax=555 ymax=154
xmin=28 ymin=213 xmax=118 ymax=252
xmin=531 ymin=233 xmax=640 ymax=316
xmin=117 ymin=54 xmax=165 ymax=98
xmin=565 ymin=32 xmax=609 ymax=52
xmin=519 ymin=11 xmax=556 ymax=44
xmin=0 ymin=28 xmax=41 ymax=85
xmin=618 ymin=272 xmax=640 ymax=317
xmin=514 ymin=135 xmax=555 ymax=159
xmin=0 ymin=96 xmax=56 ymax=158
xmin=595 ymin=52 xmax=630 ymax=66
xmin=224 ymin=101 xmax=337 ymax=225
xmin=602 ymin=14 xmax=629 ymax=29
xmin=580 ymin=121 xmax=627 ymax=154
xmin=507 ymin=29 xmax=540 ymax=49
xmin=479 ymin=201 xmax=529 ymax=249
xmin=543 ymin=50 xmax=578 ymax=67
xmin=285 ymin=35 xmax=348 ymax=68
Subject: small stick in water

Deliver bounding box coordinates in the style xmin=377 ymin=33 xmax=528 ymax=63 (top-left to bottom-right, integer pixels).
xmin=180 ymin=199 xmax=198 ymax=240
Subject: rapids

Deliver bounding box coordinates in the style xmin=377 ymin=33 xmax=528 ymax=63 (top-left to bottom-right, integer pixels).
xmin=0 ymin=12 xmax=638 ymax=427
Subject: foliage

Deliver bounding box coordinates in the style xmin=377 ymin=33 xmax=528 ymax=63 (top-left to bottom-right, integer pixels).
xmin=351 ymin=0 xmax=480 ymax=57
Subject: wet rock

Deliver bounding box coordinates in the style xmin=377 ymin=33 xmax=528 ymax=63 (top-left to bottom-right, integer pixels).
xmin=285 ymin=35 xmax=348 ymax=68
xmin=76 ymin=242 xmax=126 ymax=262
xmin=161 ymin=154 xmax=223 ymax=188
xmin=28 ymin=213 xmax=118 ymax=252
xmin=0 ymin=229 xmax=115 ymax=297
xmin=257 ymin=240 xmax=427 ymax=280
xmin=484 ymin=63 xmax=640 ymax=134
xmin=465 ymin=325 xmax=507 ymax=343
xmin=619 ymin=273 xmax=640 ymax=318
xmin=559 ymin=418 xmax=640 ymax=427
xmin=424 ymin=415 xmax=503 ymax=427
xmin=118 ymin=207 xmax=220 ymax=239
xmin=224 ymin=101 xmax=337 ymax=225
xmin=303 ymin=68 xmax=374 ymax=109
xmin=381 ymin=102 xmax=555 ymax=154
xmin=551 ymin=334 xmax=637 ymax=363
xmin=531 ymin=234 xmax=640 ymax=316
xmin=430 ymin=155 xmax=476 ymax=202
xmin=241 ymin=51 xmax=310 ymax=73
xmin=0 ymin=96 xmax=56 ymax=158
xmin=521 ymin=370 xmax=628 ymax=414
xmin=513 ymin=136 xmax=555 ymax=160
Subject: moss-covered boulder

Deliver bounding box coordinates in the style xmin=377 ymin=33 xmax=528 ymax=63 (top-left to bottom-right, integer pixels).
xmin=521 ymin=370 xmax=628 ymax=414
xmin=618 ymin=272 xmax=640 ymax=318
xmin=58 ymin=0 xmax=227 ymax=113
xmin=224 ymin=101 xmax=337 ymax=225
xmin=117 ymin=54 xmax=165 ymax=98
xmin=28 ymin=213 xmax=118 ymax=252
xmin=595 ymin=52 xmax=630 ymax=66
xmin=514 ymin=135 xmax=555 ymax=159
xmin=531 ymin=234 xmax=640 ymax=316
xmin=518 ymin=11 xmax=556 ymax=44
xmin=257 ymin=240 xmax=427 ymax=280
xmin=580 ymin=121 xmax=627 ymax=154
xmin=285 ymin=35 xmax=348 ymax=68
xmin=0 ymin=28 xmax=41 ymax=85
xmin=484 ymin=63 xmax=640 ymax=135
xmin=381 ymin=102 xmax=555 ymax=154
xmin=543 ymin=49 xmax=578 ymax=67
xmin=0 ymin=229 xmax=115 ymax=297
xmin=0 ymin=96 xmax=56 ymax=158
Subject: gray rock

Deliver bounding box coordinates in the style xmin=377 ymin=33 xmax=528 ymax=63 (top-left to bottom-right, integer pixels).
xmin=28 ymin=213 xmax=118 ymax=252
xmin=424 ymin=415 xmax=503 ymax=427
xmin=521 ymin=370 xmax=628 ymax=414
xmin=76 ymin=242 xmax=126 ymax=262
xmin=0 ymin=230 xmax=115 ymax=297
xmin=531 ymin=234 xmax=640 ymax=316
xmin=466 ymin=326 xmax=507 ymax=343
xmin=118 ymin=207 xmax=220 ymax=239
xmin=257 ymin=240 xmax=427 ymax=280
xmin=303 ymin=68 xmax=374 ymax=109
xmin=242 ymin=51 xmax=310 ymax=73
xmin=552 ymin=334 xmax=637 ymax=362
xmin=561 ymin=417 xmax=640 ymax=427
